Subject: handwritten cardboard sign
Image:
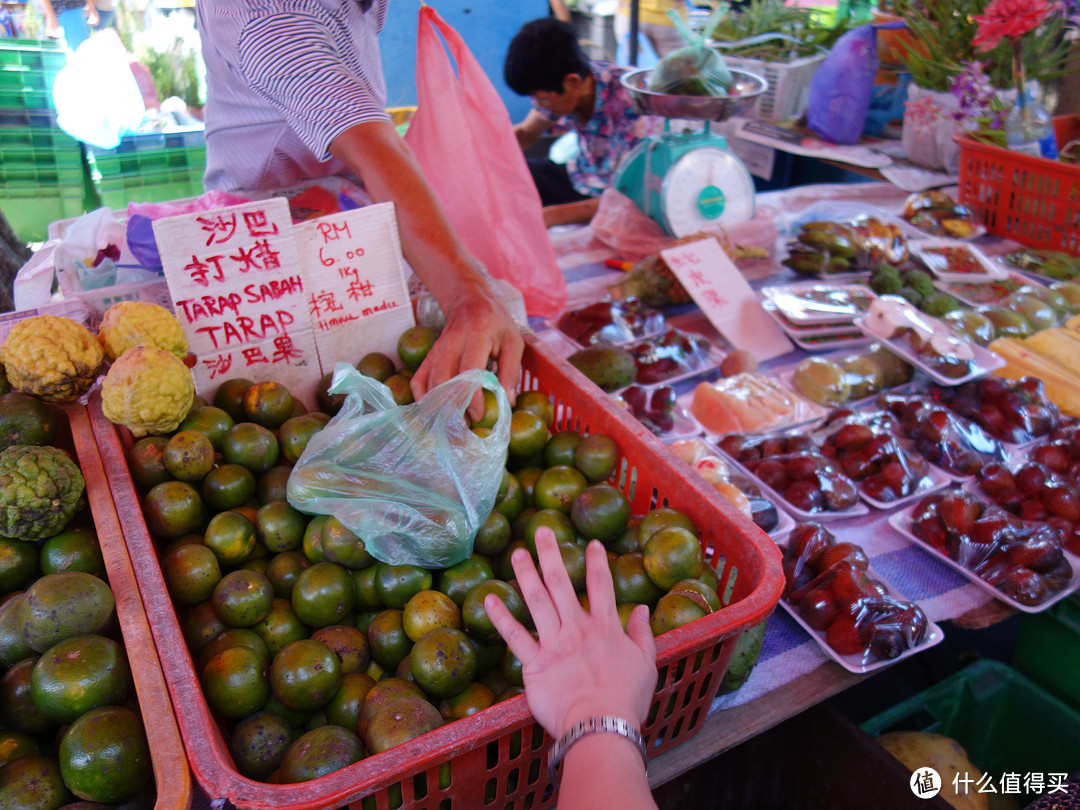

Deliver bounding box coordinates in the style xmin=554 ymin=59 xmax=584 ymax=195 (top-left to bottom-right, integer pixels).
xmin=293 ymin=202 xmax=415 ymax=367
xmin=660 ymin=237 xmax=793 ymax=361
xmin=153 ymin=198 xmax=322 ymax=401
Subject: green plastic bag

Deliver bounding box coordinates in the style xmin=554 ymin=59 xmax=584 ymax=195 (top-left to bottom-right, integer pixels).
xmin=286 ymin=364 xmax=510 ymax=568
xmin=647 ymin=5 xmax=733 ymax=96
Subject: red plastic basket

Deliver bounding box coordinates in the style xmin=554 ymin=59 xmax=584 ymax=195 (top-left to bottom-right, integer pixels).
xmin=57 ymin=403 xmax=193 ymax=810
xmin=89 ymin=333 xmax=784 ymax=810
xmin=954 ymin=115 xmax=1080 ymax=256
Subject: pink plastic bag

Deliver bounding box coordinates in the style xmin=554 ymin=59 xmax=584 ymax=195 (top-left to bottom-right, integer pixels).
xmin=404 ymin=6 xmax=566 ymax=318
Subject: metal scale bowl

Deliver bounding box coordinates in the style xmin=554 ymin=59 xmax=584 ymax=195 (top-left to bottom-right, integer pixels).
xmin=612 ymin=67 xmax=767 ymax=237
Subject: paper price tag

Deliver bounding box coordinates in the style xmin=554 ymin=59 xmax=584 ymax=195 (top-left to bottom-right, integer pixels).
xmin=293 ymin=202 xmax=415 ymax=367
xmin=153 ymin=197 xmax=322 ymax=403
xmin=660 ymin=237 xmax=793 ymax=361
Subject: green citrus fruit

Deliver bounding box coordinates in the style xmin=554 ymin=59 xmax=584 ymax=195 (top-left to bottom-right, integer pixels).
xmin=557 ymin=542 xmax=587 ymax=592
xmin=472 ymin=512 xmax=511 ymax=558
xmin=544 ymin=429 xmax=582 ymax=467
xmin=178 ymin=405 xmax=235 ymax=451
xmin=492 ymin=472 xmax=525 ymax=522
xmin=351 ymin=566 xmax=381 ymax=611
xmin=251 ymin=597 xmax=310 ymax=657
xmin=181 ymin=601 xmax=227 ymax=657
xmin=301 ymin=515 xmax=328 ymax=564
xmin=162 ymin=543 xmax=221 ymax=604
xmin=59 ymin=705 xmax=152 ymax=803
xmin=279 ymin=415 xmax=324 ymax=464
xmin=366 ymin=609 xmax=413 ymax=671
xmin=650 ymin=593 xmax=708 ymax=636
xmin=162 ymin=430 xmax=215 ymax=483
xmin=126 ymin=436 xmax=171 ymax=491
xmin=439 ymin=681 xmax=495 ymax=721
xmin=201 ymin=644 xmax=270 ymax=719
xmin=643 ymin=526 xmax=704 ymax=590
xmin=270 ymin=638 xmax=342 ymax=712
xmin=0 ymin=391 xmax=57 ymax=450
xmin=214 ymin=378 xmax=254 ymax=422
xmin=515 ymin=390 xmax=555 ymax=427
xmin=508 ymin=410 xmax=548 ymax=459
xmin=462 ymin=580 xmax=525 ymax=644
xmin=39 ymin=527 xmax=105 ymax=578
xmin=365 ymin=695 xmax=442 ymax=754
xmin=256 ymin=501 xmax=307 ymax=554
xmin=0 ymin=730 xmax=39 ymax=767
xmin=265 ymin=551 xmax=310 ymax=599
xmin=402 ymin=590 xmax=461 ymax=642
xmin=522 ymin=509 xmax=576 ymax=553
xmin=229 ymin=709 xmax=295 ymax=780
xmin=256 ymin=465 xmax=293 ymax=504
xmin=242 ymin=381 xmax=296 ymax=430
xmin=533 ymin=465 xmax=589 ymax=513
xmin=573 ymin=433 xmax=619 ymax=484
xmin=0 ymin=595 xmax=33 ymax=668
xmin=0 ymin=657 xmax=56 ymax=734
xmin=638 ymin=507 xmax=699 ymax=549
xmin=384 ymin=374 xmax=414 ymax=406
xmin=514 ymin=466 xmax=542 ymax=510
xmin=31 ymin=633 xmax=132 ymax=723
xmin=278 ymin=724 xmax=364 ymax=783
xmin=291 ymin=562 xmax=355 ymax=629
xmin=0 ymin=535 xmax=39 ymax=591
xmin=668 ymin=578 xmax=721 ymax=613
xmin=213 ymin=569 xmax=275 ymax=627
xmin=0 ymin=753 xmax=71 ymax=807
xmin=357 ymin=351 xmax=397 ymax=381
xmin=611 ymin=552 xmax=664 ymax=606
xmin=397 ymin=326 xmax=440 ymax=371
xmin=311 ymin=624 xmax=370 ymax=675
xmin=435 ymin=555 xmax=494 ymax=606
xmin=323 ymin=671 xmax=376 ymax=730
xmin=374 ymin=564 xmax=433 ymax=610
xmin=197 ymin=627 xmax=272 ymax=673
xmin=202 ymin=464 xmax=257 ymax=512
xmin=410 ymin=627 xmax=477 ymax=699
xmin=320 ymin=517 xmax=374 ymax=570
xmin=142 ymin=480 xmax=204 ymax=540
xmin=222 ymin=422 xmax=280 ymax=473
xmin=570 ymin=484 xmax=631 ymax=542
xmin=19 ymin=571 xmax=115 ymax=653
xmin=315 ymin=372 xmax=346 ymax=416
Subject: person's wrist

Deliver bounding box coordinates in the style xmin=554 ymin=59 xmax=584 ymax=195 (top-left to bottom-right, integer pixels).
xmin=554 ymin=699 xmax=643 ymax=740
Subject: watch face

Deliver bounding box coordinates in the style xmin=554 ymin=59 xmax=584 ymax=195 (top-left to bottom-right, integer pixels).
xmin=661 ymin=147 xmax=755 ymax=237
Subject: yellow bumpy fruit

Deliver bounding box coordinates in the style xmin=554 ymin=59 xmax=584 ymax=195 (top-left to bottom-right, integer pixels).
xmin=98 ymin=301 xmax=188 ymax=361
xmin=101 ymin=346 xmax=195 ymax=437
xmin=0 ymin=315 xmax=104 ymax=402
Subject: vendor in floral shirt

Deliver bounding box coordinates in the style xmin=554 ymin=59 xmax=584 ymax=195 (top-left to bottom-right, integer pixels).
xmin=506 ymin=18 xmax=663 ymax=227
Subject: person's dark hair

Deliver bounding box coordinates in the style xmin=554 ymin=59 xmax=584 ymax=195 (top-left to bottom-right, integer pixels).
xmin=505 ymin=17 xmax=591 ymax=96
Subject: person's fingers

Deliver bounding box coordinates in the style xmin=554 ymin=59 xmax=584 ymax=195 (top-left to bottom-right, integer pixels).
xmin=626 ymin=603 xmax=657 ymax=661
xmin=485 ymin=593 xmax=539 ymax=664
xmin=509 ymin=546 xmax=561 ymax=639
xmin=583 ymin=540 xmax=620 ymax=625
xmin=495 ymin=330 xmax=523 ymax=409
xmin=534 ymin=529 xmax=580 ymax=622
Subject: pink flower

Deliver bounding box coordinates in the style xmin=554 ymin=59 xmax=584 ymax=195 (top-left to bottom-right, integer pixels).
xmin=905 ymin=94 xmax=945 ymax=125
xmin=973 ymin=0 xmax=1055 ymax=50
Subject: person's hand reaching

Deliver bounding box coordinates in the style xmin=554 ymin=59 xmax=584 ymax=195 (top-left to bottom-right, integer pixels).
xmin=484 ymin=527 xmax=657 ymax=740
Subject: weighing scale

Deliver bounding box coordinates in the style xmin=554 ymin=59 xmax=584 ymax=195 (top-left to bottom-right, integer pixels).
xmin=612 ymin=68 xmax=767 ymax=238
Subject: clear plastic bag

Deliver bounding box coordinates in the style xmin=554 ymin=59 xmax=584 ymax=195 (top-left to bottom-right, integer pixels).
xmin=286 ymin=365 xmax=510 ymax=568
xmin=647 ymin=6 xmax=732 ymax=96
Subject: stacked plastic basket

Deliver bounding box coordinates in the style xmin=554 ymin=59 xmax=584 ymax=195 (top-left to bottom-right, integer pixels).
xmin=0 ymin=38 xmax=93 ymax=242
xmin=84 ymin=126 xmax=206 ymax=210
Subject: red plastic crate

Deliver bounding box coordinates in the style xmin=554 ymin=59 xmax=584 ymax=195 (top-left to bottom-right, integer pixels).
xmin=954 ymin=115 xmax=1080 ymax=256
xmin=56 ymin=402 xmax=193 ymax=810
xmin=89 ymin=333 xmax=783 ymax=810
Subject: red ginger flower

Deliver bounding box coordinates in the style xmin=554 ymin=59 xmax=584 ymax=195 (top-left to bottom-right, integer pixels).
xmin=973 ymin=0 xmax=1056 ymax=51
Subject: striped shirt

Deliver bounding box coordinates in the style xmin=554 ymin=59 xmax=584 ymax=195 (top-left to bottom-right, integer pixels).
xmin=196 ymin=0 xmax=390 ymax=192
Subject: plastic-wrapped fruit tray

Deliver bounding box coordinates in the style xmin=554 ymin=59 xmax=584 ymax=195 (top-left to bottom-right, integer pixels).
xmin=90 ymin=333 xmax=784 ymax=810
xmin=887 ymin=502 xmax=1080 ymax=614
xmin=55 ymin=403 xmax=193 ymax=810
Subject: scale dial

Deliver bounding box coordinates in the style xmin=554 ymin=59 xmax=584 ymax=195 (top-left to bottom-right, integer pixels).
xmin=660 ymin=146 xmax=755 ymax=237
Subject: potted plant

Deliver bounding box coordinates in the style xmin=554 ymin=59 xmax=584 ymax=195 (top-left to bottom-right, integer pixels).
xmin=887 ymin=0 xmax=1073 ymax=170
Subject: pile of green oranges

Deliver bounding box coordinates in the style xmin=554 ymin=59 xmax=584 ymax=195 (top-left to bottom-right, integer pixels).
xmin=0 ymin=408 xmax=154 ymax=806
xmin=131 ymin=325 xmax=722 ymax=788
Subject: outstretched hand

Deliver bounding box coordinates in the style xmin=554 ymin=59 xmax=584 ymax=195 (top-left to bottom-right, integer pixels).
xmin=484 ymin=528 xmax=657 ymax=739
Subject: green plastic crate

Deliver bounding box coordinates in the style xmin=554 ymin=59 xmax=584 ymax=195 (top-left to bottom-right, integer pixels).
xmin=0 ymin=39 xmax=67 ymax=72
xmin=0 ymin=85 xmax=54 ymax=110
xmin=87 ymin=144 xmax=206 ymax=180
xmin=0 ymin=186 xmax=90 ymax=243
xmin=0 ymin=66 xmax=57 ymax=92
xmin=0 ymin=161 xmax=84 ymax=188
xmin=862 ymin=659 xmax=1080 ymax=802
xmin=1013 ymin=596 xmax=1080 ymax=712
xmin=0 ymin=126 xmax=81 ymax=152
xmin=94 ymin=168 xmax=204 ymax=209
